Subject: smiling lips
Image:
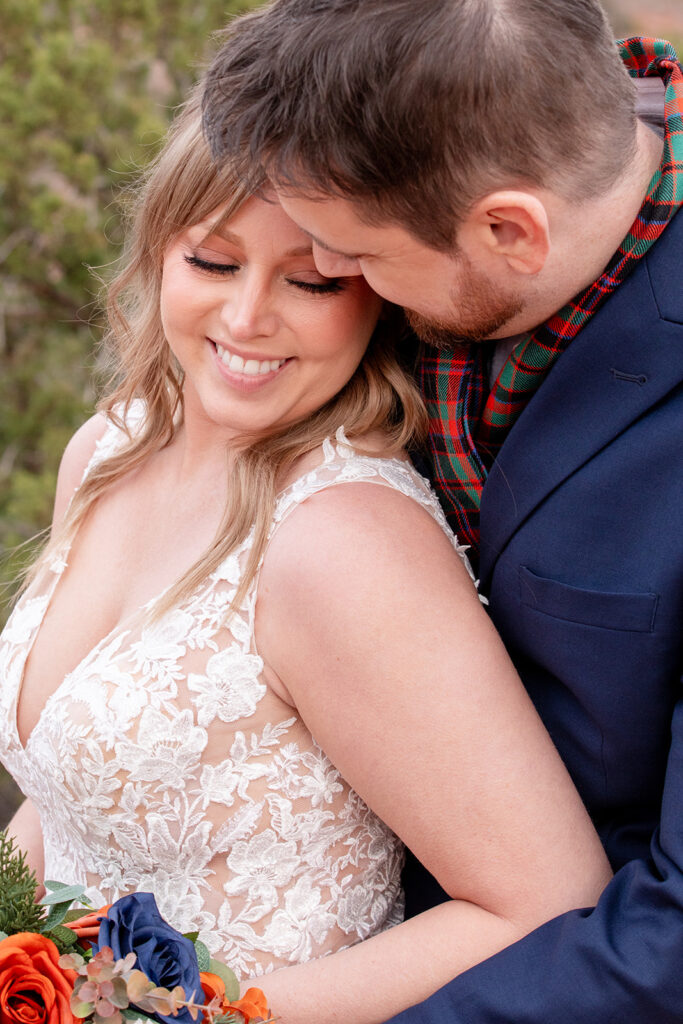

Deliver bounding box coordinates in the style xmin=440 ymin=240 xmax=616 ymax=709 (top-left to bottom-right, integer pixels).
xmin=214 ymin=340 xmax=287 ymax=376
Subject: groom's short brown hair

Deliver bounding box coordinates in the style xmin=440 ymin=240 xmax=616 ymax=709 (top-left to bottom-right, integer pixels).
xmin=202 ymin=0 xmax=637 ymax=250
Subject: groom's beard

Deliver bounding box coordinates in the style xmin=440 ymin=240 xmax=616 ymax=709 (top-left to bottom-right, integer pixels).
xmin=405 ymin=259 xmax=524 ymax=350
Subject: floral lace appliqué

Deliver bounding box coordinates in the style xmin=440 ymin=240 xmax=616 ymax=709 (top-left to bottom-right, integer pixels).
xmin=0 ymin=420 xmax=476 ymax=978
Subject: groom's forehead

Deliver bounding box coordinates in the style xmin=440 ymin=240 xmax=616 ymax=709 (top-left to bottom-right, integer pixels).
xmin=274 ymin=188 xmax=411 ymax=254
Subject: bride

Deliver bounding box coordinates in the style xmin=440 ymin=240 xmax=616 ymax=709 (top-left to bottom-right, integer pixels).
xmin=0 ymin=89 xmax=610 ymax=1023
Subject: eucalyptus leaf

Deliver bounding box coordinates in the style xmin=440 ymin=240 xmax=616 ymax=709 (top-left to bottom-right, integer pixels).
xmin=194 ymin=938 xmax=210 ymax=973
xmin=122 ymin=1009 xmax=157 ymax=1023
xmin=41 ymin=901 xmax=73 ymax=930
xmin=41 ymin=884 xmax=87 ymax=906
xmin=110 ymin=977 xmax=131 ymax=1009
xmin=207 ymin=958 xmax=240 ymax=1002
xmin=0 ymin=931 xmax=7 ymax=940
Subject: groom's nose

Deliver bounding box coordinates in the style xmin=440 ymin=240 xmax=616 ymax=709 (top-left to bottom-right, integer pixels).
xmin=312 ymin=243 xmax=363 ymax=278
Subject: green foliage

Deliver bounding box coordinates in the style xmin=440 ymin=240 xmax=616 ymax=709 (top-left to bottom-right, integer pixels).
xmin=0 ymin=0 xmax=257 ymax=609
xmin=0 ymin=830 xmax=45 ymax=934
xmin=206 ymin=957 xmax=240 ymax=1002
xmin=0 ymin=833 xmax=89 ymax=951
xmin=45 ymin=923 xmax=81 ymax=955
xmin=0 ymin=0 xmax=261 ymax=822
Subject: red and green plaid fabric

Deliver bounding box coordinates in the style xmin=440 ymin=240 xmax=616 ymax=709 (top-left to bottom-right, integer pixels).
xmin=420 ymin=37 xmax=683 ymax=552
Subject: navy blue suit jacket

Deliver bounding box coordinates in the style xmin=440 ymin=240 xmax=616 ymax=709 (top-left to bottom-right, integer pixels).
xmin=396 ymin=207 xmax=683 ymax=1021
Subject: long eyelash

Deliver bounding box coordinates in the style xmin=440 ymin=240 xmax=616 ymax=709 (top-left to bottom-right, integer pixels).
xmin=292 ymin=279 xmax=344 ymax=295
xmin=184 ymin=254 xmax=343 ymax=294
xmin=184 ymin=254 xmax=238 ymax=275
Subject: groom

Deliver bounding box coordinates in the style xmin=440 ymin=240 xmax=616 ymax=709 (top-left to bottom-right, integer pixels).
xmin=202 ymin=1 xmax=683 ymax=1020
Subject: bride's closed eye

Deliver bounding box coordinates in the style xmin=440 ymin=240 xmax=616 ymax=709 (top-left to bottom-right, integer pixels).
xmin=184 ymin=253 xmax=238 ymax=275
xmin=183 ymin=252 xmax=344 ymax=295
xmin=288 ymin=278 xmax=344 ymax=295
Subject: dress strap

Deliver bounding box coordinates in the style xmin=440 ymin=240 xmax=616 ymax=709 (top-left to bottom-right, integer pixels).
xmin=81 ymin=400 xmax=147 ymax=483
xmin=270 ymin=428 xmax=480 ymax=591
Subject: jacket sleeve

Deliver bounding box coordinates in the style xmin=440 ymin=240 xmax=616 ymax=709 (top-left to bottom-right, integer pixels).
xmin=388 ymin=687 xmax=683 ymax=1024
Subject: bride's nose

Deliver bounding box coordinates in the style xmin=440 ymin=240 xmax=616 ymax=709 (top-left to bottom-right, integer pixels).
xmin=220 ymin=275 xmax=278 ymax=341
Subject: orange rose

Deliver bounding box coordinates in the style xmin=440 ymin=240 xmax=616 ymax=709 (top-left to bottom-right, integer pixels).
xmin=0 ymin=933 xmax=77 ymax=1024
xmin=200 ymin=973 xmax=268 ymax=1023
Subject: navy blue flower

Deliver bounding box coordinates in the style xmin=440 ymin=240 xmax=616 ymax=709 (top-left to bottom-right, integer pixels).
xmin=94 ymin=892 xmax=203 ymax=1024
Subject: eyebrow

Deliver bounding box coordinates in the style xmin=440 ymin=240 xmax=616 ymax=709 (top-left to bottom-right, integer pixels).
xmin=303 ymin=231 xmax=364 ymax=260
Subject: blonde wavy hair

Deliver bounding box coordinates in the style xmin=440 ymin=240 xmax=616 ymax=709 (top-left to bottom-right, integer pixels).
xmin=35 ymin=85 xmax=428 ymax=620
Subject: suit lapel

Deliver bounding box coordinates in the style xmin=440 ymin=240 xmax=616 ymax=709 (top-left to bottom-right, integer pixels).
xmin=479 ymin=238 xmax=683 ymax=586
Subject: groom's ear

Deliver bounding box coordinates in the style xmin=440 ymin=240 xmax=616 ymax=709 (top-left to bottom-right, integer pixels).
xmin=460 ymin=190 xmax=551 ymax=275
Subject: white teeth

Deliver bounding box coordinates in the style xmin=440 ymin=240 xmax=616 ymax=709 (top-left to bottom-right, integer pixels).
xmin=215 ymin=343 xmax=286 ymax=376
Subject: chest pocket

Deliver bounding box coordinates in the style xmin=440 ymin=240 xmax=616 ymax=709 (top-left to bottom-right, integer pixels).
xmin=518 ymin=566 xmax=658 ymax=632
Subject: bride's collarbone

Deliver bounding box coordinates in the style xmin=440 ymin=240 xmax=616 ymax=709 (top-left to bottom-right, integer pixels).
xmin=73 ymin=483 xmax=215 ymax=612
xmin=104 ymin=456 xmax=224 ymax=574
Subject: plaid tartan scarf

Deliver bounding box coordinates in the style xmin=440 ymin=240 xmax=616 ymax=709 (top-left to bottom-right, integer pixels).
xmin=419 ymin=37 xmax=683 ymax=553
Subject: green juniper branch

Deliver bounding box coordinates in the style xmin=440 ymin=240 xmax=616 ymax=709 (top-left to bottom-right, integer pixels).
xmin=0 ymin=829 xmax=45 ymax=934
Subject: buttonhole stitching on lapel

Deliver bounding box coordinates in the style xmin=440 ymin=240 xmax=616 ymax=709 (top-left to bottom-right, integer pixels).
xmin=610 ymin=368 xmax=648 ymax=385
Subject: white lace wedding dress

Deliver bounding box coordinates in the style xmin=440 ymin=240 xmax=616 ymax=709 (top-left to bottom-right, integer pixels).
xmin=0 ymin=410 xmax=473 ymax=978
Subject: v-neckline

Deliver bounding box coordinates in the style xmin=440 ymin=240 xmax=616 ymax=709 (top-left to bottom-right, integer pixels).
xmin=11 ymin=544 xmax=172 ymax=754
xmin=9 ymin=428 xmax=419 ymax=754
xmin=10 ymin=458 xmax=290 ymax=755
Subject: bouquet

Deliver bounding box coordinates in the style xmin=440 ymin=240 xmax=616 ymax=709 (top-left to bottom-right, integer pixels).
xmin=0 ymin=832 xmax=269 ymax=1024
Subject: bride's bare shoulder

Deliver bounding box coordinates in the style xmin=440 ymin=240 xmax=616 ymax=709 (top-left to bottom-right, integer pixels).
xmin=263 ymin=460 xmax=476 ymax=644
xmin=52 ymin=413 xmax=110 ymax=525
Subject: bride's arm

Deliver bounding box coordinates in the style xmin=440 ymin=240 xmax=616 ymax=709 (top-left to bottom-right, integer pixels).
xmin=255 ymin=482 xmax=612 ymax=1024
xmin=5 ymin=798 xmax=45 ymax=891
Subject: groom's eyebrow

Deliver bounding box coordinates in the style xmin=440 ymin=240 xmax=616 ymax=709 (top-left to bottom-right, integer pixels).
xmin=305 ymin=231 xmax=365 ymax=260
xmin=283 ymin=244 xmax=315 ymax=257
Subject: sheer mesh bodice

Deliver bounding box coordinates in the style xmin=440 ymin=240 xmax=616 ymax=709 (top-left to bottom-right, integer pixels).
xmin=0 ymin=412 xmax=474 ymax=977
